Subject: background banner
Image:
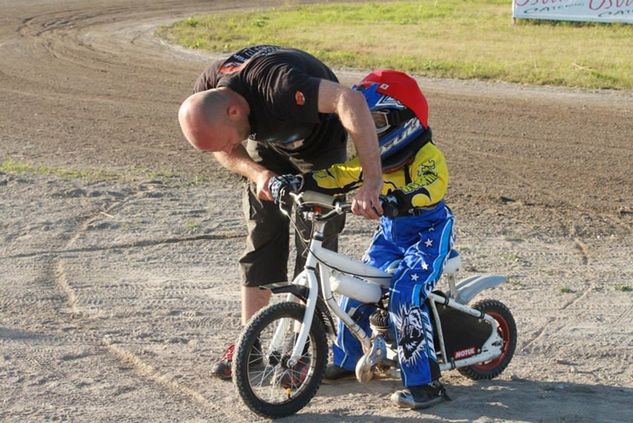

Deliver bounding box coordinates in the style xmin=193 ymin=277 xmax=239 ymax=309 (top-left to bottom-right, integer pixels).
xmin=513 ymin=0 xmax=633 ymax=24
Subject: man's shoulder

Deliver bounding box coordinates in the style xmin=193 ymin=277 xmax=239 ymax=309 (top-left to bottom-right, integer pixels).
xmin=220 ymin=45 xmax=281 ymax=73
xmin=193 ymin=59 xmax=225 ymax=92
xmin=247 ymin=47 xmax=336 ymax=82
xmin=193 ymin=45 xmax=282 ymax=92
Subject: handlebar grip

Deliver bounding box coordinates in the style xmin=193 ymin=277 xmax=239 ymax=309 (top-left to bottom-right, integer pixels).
xmin=380 ymin=196 xmax=400 ymax=218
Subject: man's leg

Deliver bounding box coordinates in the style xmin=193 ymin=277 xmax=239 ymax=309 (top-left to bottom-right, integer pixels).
xmin=238 ymin=180 xmax=292 ymax=315
xmin=241 ymin=285 xmax=272 ymax=325
xmin=211 ymin=173 xmax=292 ymax=380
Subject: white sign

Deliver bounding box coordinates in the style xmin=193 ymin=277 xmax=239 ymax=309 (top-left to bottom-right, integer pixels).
xmin=513 ymin=0 xmax=633 ymax=24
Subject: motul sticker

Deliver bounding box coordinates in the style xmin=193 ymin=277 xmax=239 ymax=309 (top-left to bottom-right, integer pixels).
xmin=295 ymin=91 xmax=305 ymax=106
xmin=454 ymin=347 xmax=477 ymax=359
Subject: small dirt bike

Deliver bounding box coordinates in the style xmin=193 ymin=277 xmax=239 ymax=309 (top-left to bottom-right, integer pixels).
xmin=232 ymin=191 xmax=517 ymax=418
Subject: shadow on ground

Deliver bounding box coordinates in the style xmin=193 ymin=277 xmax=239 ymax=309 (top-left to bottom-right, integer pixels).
xmin=287 ymin=377 xmax=633 ymax=422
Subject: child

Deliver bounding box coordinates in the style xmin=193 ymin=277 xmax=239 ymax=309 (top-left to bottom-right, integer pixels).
xmin=270 ymin=70 xmax=454 ymax=409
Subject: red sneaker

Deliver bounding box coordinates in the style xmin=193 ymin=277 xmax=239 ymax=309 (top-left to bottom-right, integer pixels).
xmin=276 ymin=356 xmax=311 ymax=389
xmin=211 ymin=344 xmax=235 ymax=380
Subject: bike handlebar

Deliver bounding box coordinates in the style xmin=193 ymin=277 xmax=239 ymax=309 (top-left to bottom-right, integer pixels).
xmin=288 ymin=190 xmax=397 ymax=220
xmin=290 ymin=191 xmax=350 ymax=220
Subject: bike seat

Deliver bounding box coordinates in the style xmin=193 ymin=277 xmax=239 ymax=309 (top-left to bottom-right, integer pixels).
xmin=443 ymin=249 xmax=461 ymax=274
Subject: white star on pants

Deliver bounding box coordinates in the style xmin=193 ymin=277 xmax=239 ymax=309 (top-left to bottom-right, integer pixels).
xmin=425 ymin=239 xmax=433 ymax=248
xmin=410 ymin=273 xmax=419 ymax=281
xmin=421 ymin=262 xmax=429 ymax=270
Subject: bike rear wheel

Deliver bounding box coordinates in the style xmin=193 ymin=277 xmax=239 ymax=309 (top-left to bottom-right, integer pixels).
xmin=232 ymin=301 xmax=328 ymax=418
xmin=458 ymin=299 xmax=517 ymax=380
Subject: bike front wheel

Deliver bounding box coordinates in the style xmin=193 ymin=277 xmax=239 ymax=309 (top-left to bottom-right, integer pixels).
xmin=232 ymin=301 xmax=328 ymax=418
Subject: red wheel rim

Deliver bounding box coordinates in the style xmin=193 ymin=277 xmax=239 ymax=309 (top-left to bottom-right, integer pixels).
xmin=471 ymin=310 xmax=511 ymax=371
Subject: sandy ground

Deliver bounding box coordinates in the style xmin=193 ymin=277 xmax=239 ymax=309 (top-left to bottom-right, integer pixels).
xmin=1 ymin=1 xmax=633 ymax=421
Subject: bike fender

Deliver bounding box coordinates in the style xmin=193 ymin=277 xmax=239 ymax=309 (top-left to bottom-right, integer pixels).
xmin=261 ymin=283 xmax=337 ymax=337
xmin=263 ymin=282 xmax=309 ymax=297
xmin=454 ymin=275 xmax=507 ymax=305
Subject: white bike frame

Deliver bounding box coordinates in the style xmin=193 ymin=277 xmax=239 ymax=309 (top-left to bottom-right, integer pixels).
xmin=276 ymin=192 xmax=505 ymax=372
xmin=282 ymin=216 xmax=381 ymax=366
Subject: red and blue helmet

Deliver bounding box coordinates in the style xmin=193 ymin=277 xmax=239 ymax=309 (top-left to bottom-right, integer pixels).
xmin=354 ymin=70 xmax=430 ymax=170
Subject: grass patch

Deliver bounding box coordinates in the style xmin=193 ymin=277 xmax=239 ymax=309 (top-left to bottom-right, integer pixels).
xmin=615 ymin=285 xmax=632 ymax=292
xmin=0 ymin=158 xmax=110 ymax=180
xmin=184 ymin=220 xmax=202 ymax=233
xmin=560 ymin=287 xmax=576 ymax=294
xmin=0 ymin=158 xmax=212 ymax=186
xmin=157 ymin=1 xmax=633 ymax=89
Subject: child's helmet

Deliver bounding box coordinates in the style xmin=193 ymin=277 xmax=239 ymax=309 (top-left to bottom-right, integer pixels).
xmin=354 ymin=70 xmax=430 ymax=171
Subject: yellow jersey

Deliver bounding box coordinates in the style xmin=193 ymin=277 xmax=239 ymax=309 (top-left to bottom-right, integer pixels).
xmin=304 ymin=141 xmax=449 ymax=209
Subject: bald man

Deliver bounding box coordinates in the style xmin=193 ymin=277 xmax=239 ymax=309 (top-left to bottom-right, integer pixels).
xmin=178 ymin=45 xmax=383 ymax=380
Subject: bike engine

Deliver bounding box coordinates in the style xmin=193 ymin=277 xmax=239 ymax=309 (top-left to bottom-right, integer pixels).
xmin=369 ymin=309 xmax=389 ymax=337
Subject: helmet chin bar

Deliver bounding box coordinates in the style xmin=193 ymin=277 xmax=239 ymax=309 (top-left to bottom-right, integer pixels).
xmin=380 ymin=126 xmax=433 ymax=173
xmin=379 ymin=117 xmax=424 ymax=156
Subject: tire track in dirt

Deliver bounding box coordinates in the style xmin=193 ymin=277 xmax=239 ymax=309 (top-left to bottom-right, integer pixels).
xmin=572 ymin=235 xmax=590 ymax=266
xmin=3 ymin=232 xmax=243 ymax=260
xmin=54 ymin=199 xmax=125 ymax=316
xmin=103 ymin=340 xmax=218 ymax=412
xmin=520 ymin=282 xmax=595 ymax=352
xmin=50 ymin=189 xmax=221 ymax=411
xmin=449 ymin=139 xmax=630 ymax=237
xmin=450 ymin=143 xmax=604 ymax=354
xmin=3 ymin=0 xmax=633 ymax=420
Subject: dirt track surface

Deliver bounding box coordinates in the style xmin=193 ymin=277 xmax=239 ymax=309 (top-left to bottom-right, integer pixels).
xmin=1 ymin=1 xmax=632 ymax=421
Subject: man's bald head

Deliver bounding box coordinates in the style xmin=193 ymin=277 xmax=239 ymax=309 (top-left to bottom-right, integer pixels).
xmin=178 ymin=88 xmax=249 ymax=152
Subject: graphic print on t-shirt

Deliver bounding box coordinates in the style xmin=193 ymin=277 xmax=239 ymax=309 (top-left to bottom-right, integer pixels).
xmin=218 ymin=45 xmax=280 ymax=75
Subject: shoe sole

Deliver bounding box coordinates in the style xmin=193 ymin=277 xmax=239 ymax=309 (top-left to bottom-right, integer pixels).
xmin=324 ymin=373 xmax=355 ymax=379
xmin=211 ymin=373 xmax=232 ymax=381
xmin=392 ymin=394 xmax=446 ymax=409
xmin=322 ymin=373 xmax=356 ymax=384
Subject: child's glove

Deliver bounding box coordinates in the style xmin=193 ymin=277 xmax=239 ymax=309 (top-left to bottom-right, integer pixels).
xmin=268 ymin=174 xmax=304 ymax=206
xmin=381 ymin=191 xmax=407 ymax=218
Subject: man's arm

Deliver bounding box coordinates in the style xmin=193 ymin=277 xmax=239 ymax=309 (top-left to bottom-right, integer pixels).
xmin=213 ymin=146 xmax=276 ymax=201
xmin=317 ymin=79 xmax=383 ymax=219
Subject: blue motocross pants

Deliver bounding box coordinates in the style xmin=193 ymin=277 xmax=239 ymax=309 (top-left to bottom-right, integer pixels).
xmin=332 ymin=202 xmax=454 ymax=387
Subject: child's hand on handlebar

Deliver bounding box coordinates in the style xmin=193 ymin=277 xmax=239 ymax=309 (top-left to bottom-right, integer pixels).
xmin=380 ymin=195 xmax=400 ymax=218
xmin=380 ymin=191 xmax=407 ymax=218
xmin=350 ymin=177 xmax=383 ymax=219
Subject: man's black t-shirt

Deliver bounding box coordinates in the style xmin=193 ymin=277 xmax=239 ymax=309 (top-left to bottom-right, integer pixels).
xmin=193 ymin=45 xmax=345 ymax=153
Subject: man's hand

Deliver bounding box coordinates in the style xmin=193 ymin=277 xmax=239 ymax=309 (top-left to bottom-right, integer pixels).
xmin=268 ymin=174 xmax=304 ymax=205
xmin=213 ymin=147 xmax=277 ymax=202
xmin=255 ymin=170 xmax=277 ymax=201
xmin=351 ymin=176 xmax=383 ymax=219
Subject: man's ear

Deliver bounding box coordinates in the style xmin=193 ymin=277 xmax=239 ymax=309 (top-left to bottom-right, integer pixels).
xmin=227 ymin=104 xmax=241 ymax=121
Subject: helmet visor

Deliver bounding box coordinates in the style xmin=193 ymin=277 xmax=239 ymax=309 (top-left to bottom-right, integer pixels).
xmin=370 ymin=108 xmax=415 ymax=135
xmin=371 ymin=111 xmax=391 ymax=134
